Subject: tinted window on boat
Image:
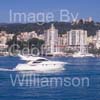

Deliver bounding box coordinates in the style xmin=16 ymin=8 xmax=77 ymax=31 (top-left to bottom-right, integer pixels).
xmin=33 ymin=59 xmax=48 ymax=63
xmin=36 ymin=59 xmax=48 ymax=61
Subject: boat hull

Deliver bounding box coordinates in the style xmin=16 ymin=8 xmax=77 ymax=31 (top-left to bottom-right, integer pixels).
xmin=14 ymin=64 xmax=65 ymax=71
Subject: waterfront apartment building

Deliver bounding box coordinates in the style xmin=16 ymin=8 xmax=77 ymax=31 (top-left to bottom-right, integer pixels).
xmin=44 ymin=24 xmax=59 ymax=55
xmin=58 ymin=34 xmax=67 ymax=53
xmin=67 ymin=29 xmax=87 ymax=51
xmin=95 ymin=30 xmax=100 ymax=49
xmin=0 ymin=31 xmax=8 ymax=55
xmin=17 ymin=31 xmax=38 ymax=41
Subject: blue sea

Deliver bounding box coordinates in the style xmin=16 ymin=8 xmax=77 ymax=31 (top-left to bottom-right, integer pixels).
xmin=0 ymin=56 xmax=100 ymax=100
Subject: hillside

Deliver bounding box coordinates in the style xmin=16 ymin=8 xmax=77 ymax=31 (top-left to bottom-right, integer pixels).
xmin=0 ymin=21 xmax=100 ymax=36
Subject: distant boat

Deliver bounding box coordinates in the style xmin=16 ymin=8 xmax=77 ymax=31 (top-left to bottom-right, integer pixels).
xmin=72 ymin=52 xmax=94 ymax=58
xmin=46 ymin=52 xmax=65 ymax=57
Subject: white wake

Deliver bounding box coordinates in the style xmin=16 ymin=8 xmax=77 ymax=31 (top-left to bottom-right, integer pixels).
xmin=0 ymin=68 xmax=14 ymax=71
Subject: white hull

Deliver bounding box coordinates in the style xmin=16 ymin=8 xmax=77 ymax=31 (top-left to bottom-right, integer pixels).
xmin=14 ymin=62 xmax=65 ymax=71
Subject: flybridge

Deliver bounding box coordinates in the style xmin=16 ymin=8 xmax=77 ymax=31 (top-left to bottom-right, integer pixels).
xmin=9 ymin=9 xmax=79 ymax=24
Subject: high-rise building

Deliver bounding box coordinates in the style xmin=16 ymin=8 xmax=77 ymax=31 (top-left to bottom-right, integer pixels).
xmin=67 ymin=29 xmax=87 ymax=50
xmin=44 ymin=24 xmax=59 ymax=55
xmin=0 ymin=31 xmax=8 ymax=52
xmin=95 ymin=30 xmax=100 ymax=49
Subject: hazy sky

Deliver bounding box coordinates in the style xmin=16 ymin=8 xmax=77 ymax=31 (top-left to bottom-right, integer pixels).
xmin=0 ymin=0 xmax=99 ymax=23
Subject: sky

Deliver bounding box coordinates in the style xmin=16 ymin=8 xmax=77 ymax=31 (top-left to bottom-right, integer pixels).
xmin=0 ymin=0 xmax=99 ymax=23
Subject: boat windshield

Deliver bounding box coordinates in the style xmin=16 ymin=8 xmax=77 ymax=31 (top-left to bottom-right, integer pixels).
xmin=33 ymin=59 xmax=48 ymax=63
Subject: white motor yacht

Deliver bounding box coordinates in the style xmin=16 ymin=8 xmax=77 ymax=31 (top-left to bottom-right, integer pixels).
xmin=14 ymin=57 xmax=67 ymax=71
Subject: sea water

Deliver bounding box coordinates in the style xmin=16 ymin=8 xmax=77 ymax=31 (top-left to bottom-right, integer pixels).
xmin=0 ymin=56 xmax=100 ymax=100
